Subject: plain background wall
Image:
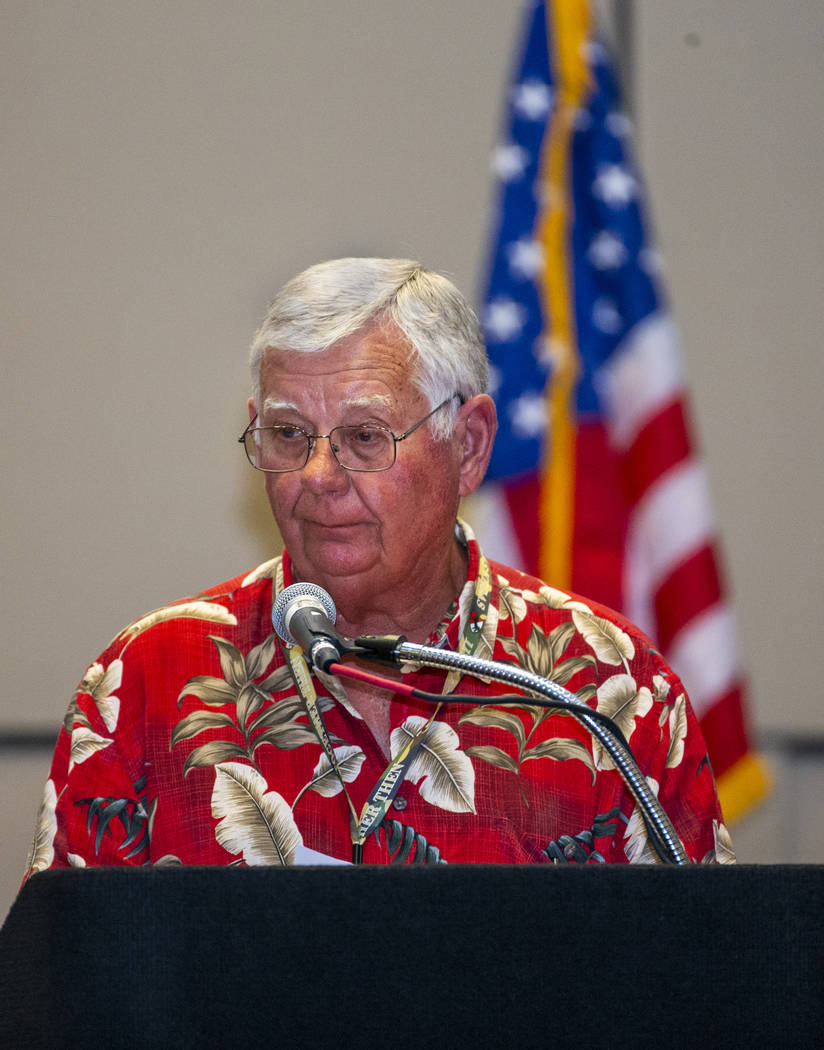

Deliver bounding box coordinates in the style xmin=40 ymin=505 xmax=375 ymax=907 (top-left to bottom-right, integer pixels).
xmin=2 ymin=1 xmax=822 ymax=917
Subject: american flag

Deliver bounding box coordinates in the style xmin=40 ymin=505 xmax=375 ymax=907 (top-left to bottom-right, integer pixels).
xmin=470 ymin=0 xmax=768 ymax=820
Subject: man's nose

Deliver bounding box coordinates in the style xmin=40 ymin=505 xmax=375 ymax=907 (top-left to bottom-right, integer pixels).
xmin=300 ymin=435 xmax=348 ymax=490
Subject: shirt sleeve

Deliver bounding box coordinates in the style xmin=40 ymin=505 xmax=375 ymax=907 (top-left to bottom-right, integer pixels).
xmin=24 ymin=643 xmax=151 ymax=879
xmin=618 ymin=641 xmax=729 ymax=864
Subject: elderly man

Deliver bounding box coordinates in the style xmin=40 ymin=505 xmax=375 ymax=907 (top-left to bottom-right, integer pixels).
xmin=25 ymin=258 xmax=731 ymax=873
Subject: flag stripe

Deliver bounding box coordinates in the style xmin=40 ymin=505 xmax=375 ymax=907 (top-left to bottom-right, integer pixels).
xmin=505 ymin=476 xmax=542 ymax=571
xmin=666 ymin=603 xmax=742 ymax=717
xmin=653 ymin=544 xmax=723 ymax=652
xmin=622 ymin=399 xmax=693 ymax=505
xmin=595 ymin=312 xmax=685 ymax=451
xmin=571 ymin=421 xmax=628 ymax=612
xmin=699 ymin=685 xmax=752 ymax=773
xmin=468 ymin=482 xmax=528 ymax=573
xmin=627 ymin=460 xmax=715 ymax=592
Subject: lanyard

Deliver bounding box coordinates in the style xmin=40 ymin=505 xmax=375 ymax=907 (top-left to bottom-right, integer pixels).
xmin=283 ymin=552 xmax=493 ymax=851
xmin=286 ymin=644 xmax=439 ymax=847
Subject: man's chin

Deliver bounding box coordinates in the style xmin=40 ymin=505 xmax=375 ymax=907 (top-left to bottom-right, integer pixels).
xmin=291 ymin=543 xmax=380 ymax=586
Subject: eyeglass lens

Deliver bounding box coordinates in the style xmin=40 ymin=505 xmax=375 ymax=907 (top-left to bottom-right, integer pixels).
xmin=246 ymin=425 xmax=396 ymax=472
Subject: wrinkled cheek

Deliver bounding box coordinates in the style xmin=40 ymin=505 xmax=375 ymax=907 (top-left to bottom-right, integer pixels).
xmin=263 ymin=477 xmax=298 ymax=534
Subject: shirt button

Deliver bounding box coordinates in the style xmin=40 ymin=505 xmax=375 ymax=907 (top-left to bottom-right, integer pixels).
xmin=393 ymin=795 xmax=408 ymax=811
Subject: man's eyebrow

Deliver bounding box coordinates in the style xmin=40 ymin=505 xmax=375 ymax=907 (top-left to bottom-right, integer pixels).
xmin=261 ymin=398 xmax=300 ymax=415
xmin=339 ymin=394 xmax=394 ymax=412
xmin=260 ymin=394 xmax=394 ymax=421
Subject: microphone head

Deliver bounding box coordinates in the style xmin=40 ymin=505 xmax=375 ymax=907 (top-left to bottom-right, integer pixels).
xmin=272 ymin=582 xmax=337 ymax=646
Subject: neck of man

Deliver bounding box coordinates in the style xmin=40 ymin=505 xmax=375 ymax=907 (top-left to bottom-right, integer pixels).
xmin=291 ymin=535 xmax=469 ymax=644
xmin=289 ymin=537 xmax=469 ymax=756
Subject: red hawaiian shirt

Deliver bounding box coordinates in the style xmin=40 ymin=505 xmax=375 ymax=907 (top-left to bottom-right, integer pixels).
xmin=24 ymin=527 xmax=733 ymax=875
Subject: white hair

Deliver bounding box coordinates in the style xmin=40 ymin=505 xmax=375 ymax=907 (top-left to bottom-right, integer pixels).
xmin=248 ymin=258 xmax=488 ymax=439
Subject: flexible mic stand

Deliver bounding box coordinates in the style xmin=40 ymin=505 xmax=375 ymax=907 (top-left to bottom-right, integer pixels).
xmin=335 ymin=636 xmax=690 ymax=866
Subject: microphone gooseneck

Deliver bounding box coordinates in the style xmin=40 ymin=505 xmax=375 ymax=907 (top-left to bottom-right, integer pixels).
xmin=272 ymin=581 xmax=689 ymax=864
xmin=389 ymin=641 xmax=689 ymax=865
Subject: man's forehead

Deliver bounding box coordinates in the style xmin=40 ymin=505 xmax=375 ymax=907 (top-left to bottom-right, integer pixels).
xmin=260 ymin=320 xmax=412 ymax=373
xmin=258 ymin=331 xmax=420 ymax=410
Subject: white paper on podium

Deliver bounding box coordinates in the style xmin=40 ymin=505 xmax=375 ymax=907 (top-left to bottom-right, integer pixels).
xmin=292 ymin=844 xmax=351 ymax=866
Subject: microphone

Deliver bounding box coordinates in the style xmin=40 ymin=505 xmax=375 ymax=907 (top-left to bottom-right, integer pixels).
xmin=272 ymin=583 xmax=346 ymax=672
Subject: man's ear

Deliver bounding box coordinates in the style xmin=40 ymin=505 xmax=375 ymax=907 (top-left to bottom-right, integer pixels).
xmin=456 ymin=394 xmax=498 ymax=498
xmin=248 ymin=396 xmax=257 ymax=422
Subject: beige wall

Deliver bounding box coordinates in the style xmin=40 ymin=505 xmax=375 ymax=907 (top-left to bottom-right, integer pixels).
xmin=636 ymin=0 xmax=824 ymax=740
xmin=2 ymin=2 xmax=822 ymax=918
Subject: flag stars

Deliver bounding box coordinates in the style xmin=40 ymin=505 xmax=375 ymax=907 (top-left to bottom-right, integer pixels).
xmin=593 ymin=297 xmax=623 ymax=334
xmin=572 ymin=107 xmax=593 ymax=132
xmin=483 ymin=297 xmax=528 ymax=342
xmin=535 ymin=335 xmax=569 ymax=371
xmin=491 ymin=143 xmax=530 ymax=182
xmin=593 ymin=163 xmax=638 ymax=206
xmin=533 ymin=336 xmax=554 ymax=369
xmin=588 ymin=231 xmax=628 ymax=270
xmin=506 ymin=237 xmax=544 ymax=279
xmin=606 ymin=111 xmax=634 ymax=139
xmin=639 ymin=247 xmax=665 ymax=276
xmin=582 ymin=38 xmax=609 ymax=66
xmin=508 ymin=391 xmax=549 ymax=439
xmin=534 ymin=180 xmax=563 ymax=211
xmin=512 ymin=78 xmax=553 ymax=121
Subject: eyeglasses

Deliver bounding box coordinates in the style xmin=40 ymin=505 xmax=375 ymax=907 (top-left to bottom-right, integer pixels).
xmin=239 ymin=395 xmax=462 ymax=473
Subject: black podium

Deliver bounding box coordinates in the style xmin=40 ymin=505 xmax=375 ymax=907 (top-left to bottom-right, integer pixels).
xmin=1 ymin=865 xmax=822 ymax=1049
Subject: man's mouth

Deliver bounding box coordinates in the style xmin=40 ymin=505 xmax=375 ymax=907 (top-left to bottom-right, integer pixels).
xmin=304 ymin=519 xmax=369 ymax=532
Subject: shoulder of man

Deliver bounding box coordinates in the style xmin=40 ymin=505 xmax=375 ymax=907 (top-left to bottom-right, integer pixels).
xmin=80 ymin=555 xmax=284 ymax=673
xmin=487 ymin=555 xmax=675 ymax=682
xmin=489 ymin=557 xmax=647 ymax=633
